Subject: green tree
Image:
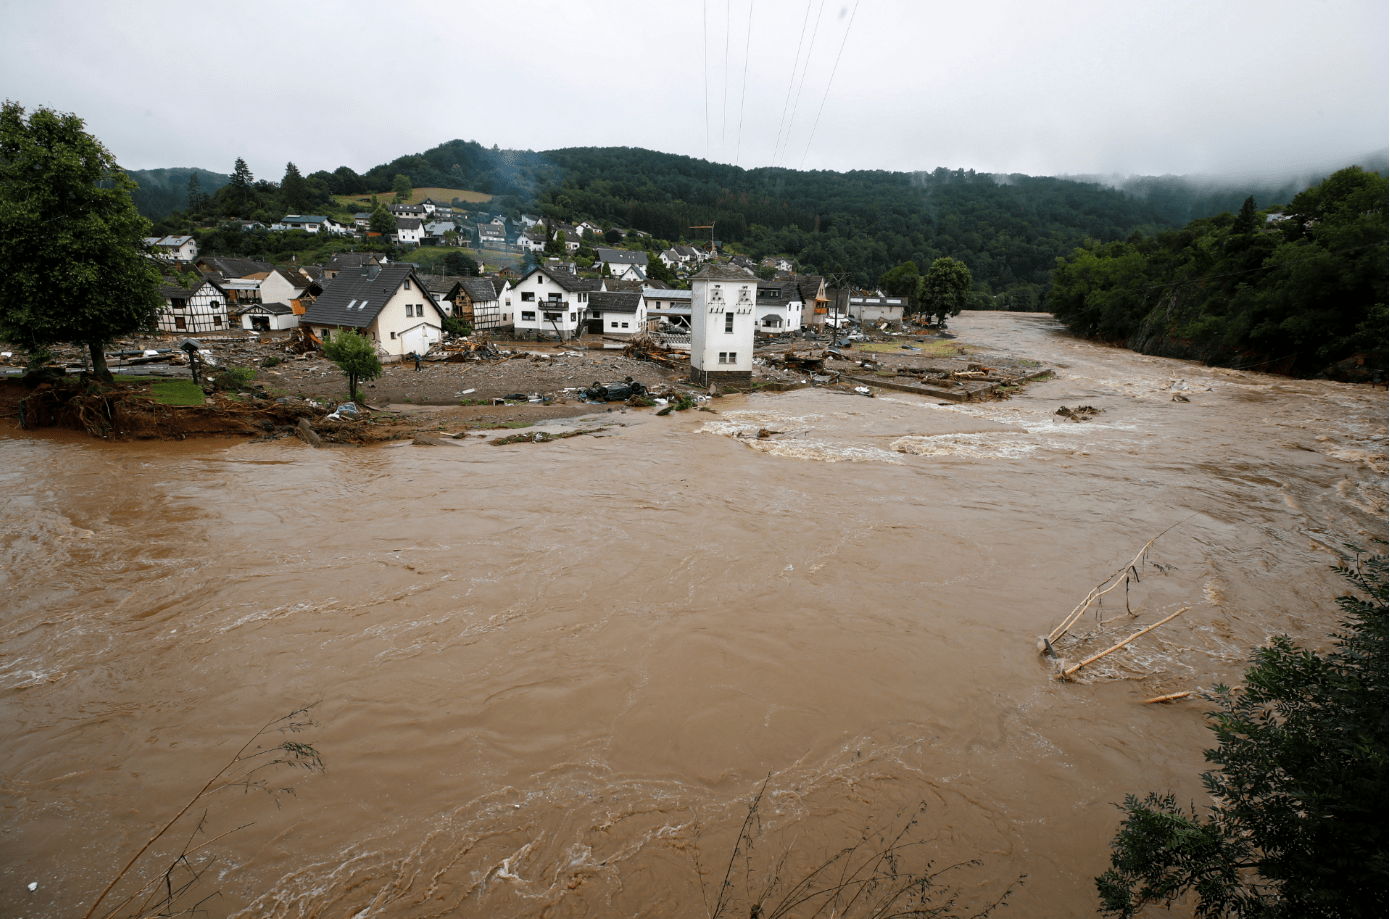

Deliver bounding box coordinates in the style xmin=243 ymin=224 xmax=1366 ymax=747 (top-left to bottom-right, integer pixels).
xmin=392 ymin=173 xmax=412 ymax=203
xmin=281 ymin=161 xmax=310 ymax=213
xmin=878 ymin=260 xmax=920 ymax=298
xmin=604 ymin=227 xmax=623 ymax=245
xmin=321 ymin=329 xmax=382 ymax=401
xmin=0 ymin=102 xmax=164 ymax=381
xmin=918 ymin=257 xmax=973 ymax=327
xmin=1098 ymin=552 xmax=1388 ymax=918
xmin=186 ymin=172 xmax=204 ymax=214
xmin=229 ymin=157 xmax=254 ymax=216
xmin=1232 ymin=195 xmax=1259 ymax=235
xmin=369 ymin=205 xmax=397 ymax=237
xmin=439 ymin=250 xmax=478 ymax=276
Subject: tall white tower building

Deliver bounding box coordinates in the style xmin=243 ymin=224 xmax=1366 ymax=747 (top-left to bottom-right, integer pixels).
xmin=689 ymin=262 xmax=757 ymax=389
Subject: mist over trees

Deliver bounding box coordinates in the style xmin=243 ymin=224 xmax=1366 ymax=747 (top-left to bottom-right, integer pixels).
xmin=1048 ymin=167 xmax=1388 ymax=379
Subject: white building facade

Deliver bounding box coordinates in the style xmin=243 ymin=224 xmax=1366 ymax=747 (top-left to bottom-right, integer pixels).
xmin=689 ymin=263 xmax=756 ymax=388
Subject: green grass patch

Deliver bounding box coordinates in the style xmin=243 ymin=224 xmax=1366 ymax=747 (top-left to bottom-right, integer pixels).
xmin=151 ymin=380 xmax=205 ymax=406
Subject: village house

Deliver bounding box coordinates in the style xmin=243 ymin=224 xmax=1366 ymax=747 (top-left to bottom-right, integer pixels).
xmin=273 ymin=215 xmax=332 ymax=234
xmin=796 ymin=275 xmax=829 ymax=328
xmin=322 ymin=252 xmax=388 ymax=280
xmin=302 ymin=264 xmax=445 ymax=359
xmin=157 ymin=277 xmax=229 ymax=333
xmin=389 ymin=203 xmax=427 ymax=219
xmin=754 ymin=278 xmax=804 ymax=332
xmin=595 ymin=247 xmax=649 ymax=277
xmin=586 ymin=291 xmax=647 ymax=336
xmin=477 ymin=222 xmax=507 ymax=249
xmin=689 ymin=263 xmax=757 ymax=388
xmin=438 ymin=276 xmax=507 ymax=332
xmin=396 ymin=216 xmax=424 ymax=246
xmin=511 ymin=266 xmax=596 ymax=340
xmin=239 ymin=302 xmax=299 ymax=331
xmin=848 ymin=295 xmax=908 ymax=324
xmin=194 ymin=255 xmax=274 ymax=281
xmin=516 ymin=227 xmax=546 ymax=252
xmin=145 ymin=235 xmax=199 ymax=263
xmin=258 ymin=266 xmax=320 ymax=310
xmin=353 ymin=212 xmax=373 ymax=229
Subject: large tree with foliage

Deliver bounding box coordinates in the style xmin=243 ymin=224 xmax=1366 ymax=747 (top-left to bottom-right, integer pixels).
xmin=917 ymin=257 xmax=972 ymax=327
xmin=321 ymin=329 xmax=382 ymax=401
xmin=369 ymin=205 xmax=397 ymax=237
xmin=229 ymin=157 xmax=254 ymax=216
xmin=0 ymin=102 xmax=164 ymax=380
xmin=392 ymin=173 xmax=412 ymax=203
xmin=1097 ymin=552 xmax=1387 ymax=918
xmin=281 ymin=161 xmax=310 ymax=213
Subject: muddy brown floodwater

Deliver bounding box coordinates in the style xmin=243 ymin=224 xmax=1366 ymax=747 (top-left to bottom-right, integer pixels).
xmin=1 ymin=312 xmax=1385 ymax=919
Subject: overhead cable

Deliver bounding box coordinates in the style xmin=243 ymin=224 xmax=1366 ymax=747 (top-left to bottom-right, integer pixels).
xmin=801 ymin=0 xmax=860 ymax=169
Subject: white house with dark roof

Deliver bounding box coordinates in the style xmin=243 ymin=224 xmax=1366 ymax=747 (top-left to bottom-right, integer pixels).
xmin=301 ymin=264 xmax=446 ymax=360
xmin=240 ymin=302 xmax=299 ymax=331
xmin=689 ymin=262 xmax=757 ymax=388
xmin=755 ymin=279 xmax=805 ymax=332
xmin=157 ymin=278 xmax=229 ymax=333
xmin=477 ymin=222 xmax=507 ymax=249
xmin=595 ymin=247 xmax=649 ymax=277
xmin=395 ymin=216 xmax=424 ymax=246
xmin=586 ymin=291 xmax=647 ymax=336
xmin=511 ymin=266 xmax=596 ymax=340
xmin=848 ymin=295 xmax=908 ymax=324
xmin=258 ymin=267 xmax=319 ymax=309
xmin=273 ymin=215 xmax=333 ymax=234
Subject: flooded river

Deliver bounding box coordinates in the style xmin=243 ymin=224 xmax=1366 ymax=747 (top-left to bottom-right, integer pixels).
xmin=1 ymin=313 xmax=1385 ymax=918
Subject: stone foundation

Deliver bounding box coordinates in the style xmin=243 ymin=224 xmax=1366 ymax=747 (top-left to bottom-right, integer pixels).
xmin=689 ymin=367 xmax=752 ymax=389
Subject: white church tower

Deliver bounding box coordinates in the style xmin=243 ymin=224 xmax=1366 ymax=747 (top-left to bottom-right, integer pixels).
xmin=689 ymin=262 xmax=757 ymax=389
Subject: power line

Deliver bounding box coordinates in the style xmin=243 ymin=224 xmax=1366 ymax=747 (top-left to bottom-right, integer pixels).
xmin=771 ymin=0 xmax=815 ymax=169
xmin=776 ymin=0 xmax=826 ymax=168
xmin=702 ymin=0 xmax=711 ymax=161
xmin=734 ymin=0 xmax=755 ymax=167
xmin=721 ymin=0 xmax=731 ymax=159
xmin=800 ymin=0 xmax=859 ymax=170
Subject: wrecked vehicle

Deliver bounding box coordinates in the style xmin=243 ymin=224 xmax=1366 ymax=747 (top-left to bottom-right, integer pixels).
xmin=584 ymin=378 xmax=647 ymax=402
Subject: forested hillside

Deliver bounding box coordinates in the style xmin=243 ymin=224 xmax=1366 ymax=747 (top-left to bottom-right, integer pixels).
xmin=528 ymin=148 xmax=1174 ymax=300
xmin=123 ymin=167 xmax=230 ymax=220
xmin=1048 ymin=167 xmax=1387 ymax=379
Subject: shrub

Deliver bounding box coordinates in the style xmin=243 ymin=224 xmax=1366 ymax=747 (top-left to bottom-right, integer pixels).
xmin=211 ymin=365 xmax=256 ymax=391
xmin=1097 ymin=550 xmax=1388 ymax=918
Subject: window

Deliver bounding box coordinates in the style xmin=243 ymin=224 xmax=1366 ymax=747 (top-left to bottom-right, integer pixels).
xmin=718 ymin=351 xmax=727 ymax=364
xmin=404 ymin=280 xmax=411 ymax=290
xmin=390 ymin=331 xmax=396 ymax=339
xmin=521 ymin=292 xmax=535 ymax=301
xmin=521 ymin=311 xmax=536 ymax=321
xmin=621 ymin=322 xmax=629 ymax=329
xmin=569 ymin=313 xmax=575 ymax=321
xmin=174 ymin=316 xmax=186 ymax=330
xmin=728 ymin=351 xmax=737 ymax=363
xmin=212 ymin=315 xmax=222 ymax=327
xmin=610 ymin=321 xmax=618 ymax=328
xmin=725 ymin=312 xmax=734 ymax=333
xmin=543 ymin=311 xmax=561 ymax=321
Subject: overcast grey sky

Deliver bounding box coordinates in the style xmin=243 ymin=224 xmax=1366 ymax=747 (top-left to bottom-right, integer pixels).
xmin=2 ymin=0 xmax=1385 ymax=182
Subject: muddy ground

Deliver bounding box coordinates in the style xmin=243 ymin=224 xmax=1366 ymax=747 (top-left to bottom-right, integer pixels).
xmin=0 ymin=323 xmax=1053 ymax=444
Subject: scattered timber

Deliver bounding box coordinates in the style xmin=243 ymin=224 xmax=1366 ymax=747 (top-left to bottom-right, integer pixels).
xmin=1059 ymin=607 xmax=1191 ymax=680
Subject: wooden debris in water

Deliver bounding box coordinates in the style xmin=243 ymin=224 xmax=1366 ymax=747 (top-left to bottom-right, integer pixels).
xmin=1059 ymin=607 xmax=1190 ymax=680
xmin=1142 ymin=691 xmax=1192 ymax=704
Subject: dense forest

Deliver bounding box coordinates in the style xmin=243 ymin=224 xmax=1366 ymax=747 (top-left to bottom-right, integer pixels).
xmin=1048 ymin=167 xmax=1387 ymax=379
xmin=122 ymin=167 xmax=231 ymax=220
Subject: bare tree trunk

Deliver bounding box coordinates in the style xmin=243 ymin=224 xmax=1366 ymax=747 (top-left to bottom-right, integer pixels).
xmin=88 ymin=341 xmax=113 ymax=383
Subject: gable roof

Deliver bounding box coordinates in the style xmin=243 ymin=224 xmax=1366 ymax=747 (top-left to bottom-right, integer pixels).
xmin=459 ymin=278 xmax=501 ymax=302
xmin=302 ymin=265 xmax=429 ymax=329
xmin=397 ymin=217 xmax=423 ymax=231
xmin=324 ymin=252 xmax=386 ymax=272
xmin=692 ymin=262 xmax=758 ymax=281
xmin=244 ymin=302 xmax=295 ymax=315
xmin=589 ymin=291 xmax=643 ymax=313
xmin=268 ymin=266 xmax=312 ymax=291
xmin=195 ymin=256 xmax=274 ymax=279
xmin=596 ymin=247 xmax=648 ymax=266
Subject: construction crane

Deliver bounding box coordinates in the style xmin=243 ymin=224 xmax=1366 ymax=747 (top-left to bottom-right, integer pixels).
xmin=689 ymin=222 xmax=717 ymax=252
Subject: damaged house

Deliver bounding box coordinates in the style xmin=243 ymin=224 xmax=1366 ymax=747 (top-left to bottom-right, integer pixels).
xmin=302 ymin=264 xmax=446 ymax=360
